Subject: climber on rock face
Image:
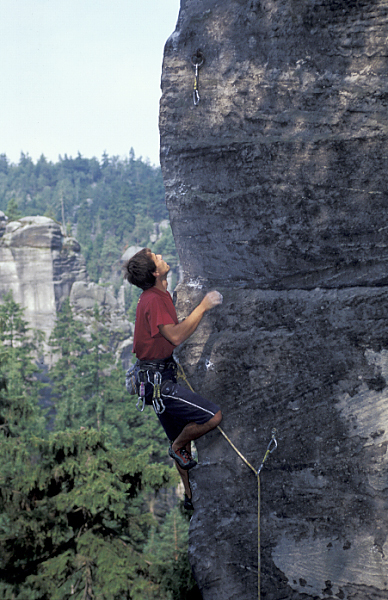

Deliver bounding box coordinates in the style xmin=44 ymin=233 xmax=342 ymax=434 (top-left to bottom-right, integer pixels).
xmin=124 ymin=248 xmax=222 ymax=510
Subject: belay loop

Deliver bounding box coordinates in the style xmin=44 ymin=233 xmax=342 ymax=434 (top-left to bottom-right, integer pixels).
xmin=191 ymin=49 xmax=204 ymax=106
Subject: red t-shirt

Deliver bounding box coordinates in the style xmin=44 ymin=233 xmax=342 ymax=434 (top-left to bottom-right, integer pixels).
xmin=133 ymin=286 xmax=179 ymax=360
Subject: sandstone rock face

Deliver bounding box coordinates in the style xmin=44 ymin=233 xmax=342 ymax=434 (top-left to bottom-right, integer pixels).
xmin=0 ymin=217 xmax=87 ymax=358
xmin=160 ymin=1 xmax=388 ymax=599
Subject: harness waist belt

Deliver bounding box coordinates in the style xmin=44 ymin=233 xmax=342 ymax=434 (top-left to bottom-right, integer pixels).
xmin=139 ymin=356 xmax=176 ymax=372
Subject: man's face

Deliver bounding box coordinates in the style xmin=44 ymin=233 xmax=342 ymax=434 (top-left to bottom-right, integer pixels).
xmin=150 ymin=252 xmax=170 ymax=277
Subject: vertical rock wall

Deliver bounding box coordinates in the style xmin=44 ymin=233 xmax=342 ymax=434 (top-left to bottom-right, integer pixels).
xmin=159 ymin=1 xmax=388 ymax=599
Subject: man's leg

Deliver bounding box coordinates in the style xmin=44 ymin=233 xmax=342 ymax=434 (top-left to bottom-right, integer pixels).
xmin=171 ymin=410 xmax=222 ymax=453
xmin=161 ymin=381 xmax=222 ymax=470
xmin=175 ymin=443 xmax=192 ymax=498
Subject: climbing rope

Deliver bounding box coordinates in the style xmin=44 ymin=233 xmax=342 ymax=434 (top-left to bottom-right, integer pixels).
xmin=191 ymin=50 xmax=204 ymax=106
xmin=176 ymin=363 xmax=278 ymax=599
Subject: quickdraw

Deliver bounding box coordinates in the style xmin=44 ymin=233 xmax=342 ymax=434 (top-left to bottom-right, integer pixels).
xmin=152 ymin=371 xmax=165 ymax=414
xmin=136 ymin=370 xmax=147 ymax=412
xmin=191 ymin=49 xmax=204 ymax=106
xmin=257 ymin=428 xmax=278 ymax=475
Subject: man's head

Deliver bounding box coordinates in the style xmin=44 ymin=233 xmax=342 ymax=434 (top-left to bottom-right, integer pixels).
xmin=123 ymin=248 xmax=170 ymax=290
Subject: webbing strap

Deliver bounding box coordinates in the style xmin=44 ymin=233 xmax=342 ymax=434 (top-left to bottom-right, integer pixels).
xmin=176 ymin=363 xmax=277 ymax=599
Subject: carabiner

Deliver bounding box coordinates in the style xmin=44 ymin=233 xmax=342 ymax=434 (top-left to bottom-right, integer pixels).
xmin=193 ymin=88 xmax=200 ymax=106
xmin=136 ymin=396 xmax=146 ymax=412
xmin=267 ymin=428 xmax=278 ymax=454
xmin=136 ymin=372 xmax=147 ymax=412
xmin=257 ymin=428 xmax=278 ymax=475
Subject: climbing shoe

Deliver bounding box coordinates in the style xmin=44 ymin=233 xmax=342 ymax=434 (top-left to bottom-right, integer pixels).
xmin=184 ymin=494 xmax=194 ymax=510
xmin=168 ymin=445 xmax=197 ymax=470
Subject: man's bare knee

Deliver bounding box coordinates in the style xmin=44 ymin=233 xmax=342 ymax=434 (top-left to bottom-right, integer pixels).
xmin=209 ymin=409 xmax=222 ymax=429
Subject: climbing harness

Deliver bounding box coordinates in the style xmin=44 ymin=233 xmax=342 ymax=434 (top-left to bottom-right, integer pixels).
xmin=128 ymin=358 xmax=177 ymax=413
xmin=191 ymin=50 xmax=204 ymax=106
xmin=135 ymin=369 xmax=166 ymax=414
xmin=176 ymin=362 xmax=278 ymax=600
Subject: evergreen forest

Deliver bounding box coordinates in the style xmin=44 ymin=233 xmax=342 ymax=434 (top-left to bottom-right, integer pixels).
xmin=0 ymin=153 xmax=199 ymax=599
xmin=0 ymin=150 xmax=179 ymax=287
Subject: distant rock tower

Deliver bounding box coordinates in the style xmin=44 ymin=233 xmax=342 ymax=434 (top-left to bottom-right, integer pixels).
xmin=0 ymin=216 xmax=132 ymax=367
xmin=0 ymin=216 xmax=86 ymax=353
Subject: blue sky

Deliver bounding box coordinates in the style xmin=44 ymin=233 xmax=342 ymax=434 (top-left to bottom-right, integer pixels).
xmin=0 ymin=0 xmax=180 ymax=166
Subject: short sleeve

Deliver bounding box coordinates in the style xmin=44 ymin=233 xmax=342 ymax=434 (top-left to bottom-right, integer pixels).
xmin=146 ymin=295 xmax=177 ymax=338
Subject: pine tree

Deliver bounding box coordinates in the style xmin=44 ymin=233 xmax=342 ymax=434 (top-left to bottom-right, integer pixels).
xmin=144 ymin=507 xmax=200 ymax=600
xmin=5 ymin=197 xmax=22 ymax=221
xmin=0 ymin=290 xmax=46 ymax=437
xmin=0 ymin=428 xmax=174 ymax=599
xmin=49 ymin=298 xmax=167 ymax=459
xmin=48 ymin=298 xmax=91 ymax=431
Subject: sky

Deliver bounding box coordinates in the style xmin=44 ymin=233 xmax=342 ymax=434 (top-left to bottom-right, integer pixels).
xmin=0 ymin=0 xmax=181 ymax=167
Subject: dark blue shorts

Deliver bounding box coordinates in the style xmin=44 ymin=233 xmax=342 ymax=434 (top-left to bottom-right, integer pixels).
xmin=140 ymin=367 xmax=220 ymax=442
xmin=158 ymin=379 xmax=220 ymax=442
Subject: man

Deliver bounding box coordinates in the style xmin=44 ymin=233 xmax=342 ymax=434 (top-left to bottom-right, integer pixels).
xmin=124 ymin=248 xmax=222 ymax=509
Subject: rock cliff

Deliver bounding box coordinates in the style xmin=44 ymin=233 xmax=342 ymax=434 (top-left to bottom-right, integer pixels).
xmin=160 ymin=1 xmax=388 ymax=599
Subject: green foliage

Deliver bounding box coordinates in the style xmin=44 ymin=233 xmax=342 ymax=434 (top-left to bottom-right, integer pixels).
xmin=0 ymin=294 xmax=184 ymax=599
xmin=49 ymin=298 xmax=109 ymax=432
xmin=144 ymin=507 xmax=200 ymax=600
xmin=5 ymin=197 xmax=22 ymax=222
xmin=0 ymin=291 xmax=46 ymax=438
xmin=0 ymin=428 xmax=174 ymax=599
xmin=48 ymin=299 xmax=167 ymax=458
xmin=0 ymin=242 xmax=193 ymax=598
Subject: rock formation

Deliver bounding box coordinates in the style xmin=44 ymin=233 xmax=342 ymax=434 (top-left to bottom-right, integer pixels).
xmin=0 ymin=216 xmax=87 ymax=353
xmin=159 ymin=1 xmax=388 ymax=599
xmin=0 ymin=216 xmax=131 ymax=364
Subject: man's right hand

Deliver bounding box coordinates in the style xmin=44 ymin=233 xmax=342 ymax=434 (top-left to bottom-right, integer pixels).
xmin=201 ymin=291 xmax=223 ymax=311
xmin=159 ymin=290 xmax=223 ymax=346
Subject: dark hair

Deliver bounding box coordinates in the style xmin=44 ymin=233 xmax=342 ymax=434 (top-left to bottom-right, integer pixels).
xmin=123 ymin=248 xmax=156 ymax=290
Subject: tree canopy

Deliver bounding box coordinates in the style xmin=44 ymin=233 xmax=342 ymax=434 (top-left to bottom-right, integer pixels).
xmin=0 ymin=294 xmax=198 ymax=599
xmin=0 ymin=151 xmax=173 ymax=284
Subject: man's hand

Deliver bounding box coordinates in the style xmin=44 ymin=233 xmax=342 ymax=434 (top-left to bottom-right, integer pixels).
xmin=201 ymin=291 xmax=223 ymax=311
